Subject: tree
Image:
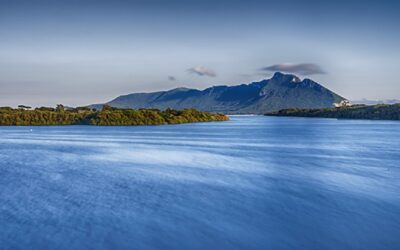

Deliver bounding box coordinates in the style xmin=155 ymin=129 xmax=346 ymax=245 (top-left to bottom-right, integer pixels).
xmin=56 ymin=104 xmax=65 ymax=112
xmin=18 ymin=105 xmax=31 ymax=110
xmin=102 ymin=104 xmax=113 ymax=111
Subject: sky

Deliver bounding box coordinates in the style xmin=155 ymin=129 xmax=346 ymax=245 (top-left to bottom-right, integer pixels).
xmin=0 ymin=0 xmax=399 ymax=107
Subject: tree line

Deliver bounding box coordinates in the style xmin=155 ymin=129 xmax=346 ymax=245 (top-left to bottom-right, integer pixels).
xmin=0 ymin=105 xmax=229 ymax=126
xmin=266 ymin=104 xmax=400 ymax=120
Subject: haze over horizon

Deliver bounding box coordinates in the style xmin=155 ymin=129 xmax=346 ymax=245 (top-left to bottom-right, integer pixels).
xmin=1 ymin=0 xmax=399 ymax=107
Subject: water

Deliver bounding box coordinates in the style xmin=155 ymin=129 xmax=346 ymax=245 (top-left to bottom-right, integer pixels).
xmin=1 ymin=116 xmax=399 ymax=249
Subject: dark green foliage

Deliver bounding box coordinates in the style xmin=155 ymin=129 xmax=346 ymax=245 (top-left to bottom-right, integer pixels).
xmin=17 ymin=105 xmax=31 ymax=109
xmin=35 ymin=107 xmax=56 ymax=112
xmin=0 ymin=107 xmax=13 ymax=111
xmin=266 ymin=104 xmax=400 ymax=120
xmin=75 ymin=106 xmax=92 ymax=111
xmin=0 ymin=106 xmax=228 ymax=126
xmin=56 ymin=104 xmax=65 ymax=112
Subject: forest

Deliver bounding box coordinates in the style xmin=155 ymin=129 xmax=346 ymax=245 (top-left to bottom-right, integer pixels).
xmin=266 ymin=104 xmax=400 ymax=120
xmin=0 ymin=105 xmax=229 ymax=126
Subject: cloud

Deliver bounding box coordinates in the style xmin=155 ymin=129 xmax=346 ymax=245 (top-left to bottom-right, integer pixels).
xmin=239 ymin=73 xmax=252 ymax=77
xmin=187 ymin=66 xmax=216 ymax=77
xmin=260 ymin=63 xmax=325 ymax=75
xmin=168 ymin=76 xmax=176 ymax=81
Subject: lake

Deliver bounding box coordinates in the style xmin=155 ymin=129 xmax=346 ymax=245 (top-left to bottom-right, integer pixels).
xmin=1 ymin=116 xmax=399 ymax=249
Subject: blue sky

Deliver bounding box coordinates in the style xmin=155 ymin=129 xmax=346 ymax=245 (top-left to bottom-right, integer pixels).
xmin=0 ymin=0 xmax=399 ymax=107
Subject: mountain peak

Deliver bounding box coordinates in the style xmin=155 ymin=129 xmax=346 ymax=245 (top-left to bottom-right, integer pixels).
xmin=271 ymin=72 xmax=301 ymax=83
xmin=272 ymin=72 xmax=286 ymax=78
xmin=272 ymin=71 xmax=296 ymax=78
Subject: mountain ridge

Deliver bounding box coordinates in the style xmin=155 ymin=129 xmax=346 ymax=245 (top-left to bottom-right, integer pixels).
xmin=92 ymin=72 xmax=345 ymax=114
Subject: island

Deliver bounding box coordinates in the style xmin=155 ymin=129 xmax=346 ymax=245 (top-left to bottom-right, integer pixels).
xmin=0 ymin=105 xmax=229 ymax=126
xmin=265 ymin=104 xmax=400 ymax=120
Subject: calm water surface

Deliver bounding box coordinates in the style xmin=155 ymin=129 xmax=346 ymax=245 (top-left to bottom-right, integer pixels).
xmin=0 ymin=116 xmax=399 ymax=249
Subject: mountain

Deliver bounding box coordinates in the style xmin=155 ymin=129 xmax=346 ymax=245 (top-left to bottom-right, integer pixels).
xmin=93 ymin=72 xmax=345 ymax=114
xmin=351 ymin=99 xmax=400 ymax=105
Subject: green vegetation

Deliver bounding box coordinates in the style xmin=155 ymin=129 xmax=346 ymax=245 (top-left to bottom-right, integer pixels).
xmin=266 ymin=104 xmax=400 ymax=120
xmin=0 ymin=105 xmax=229 ymax=126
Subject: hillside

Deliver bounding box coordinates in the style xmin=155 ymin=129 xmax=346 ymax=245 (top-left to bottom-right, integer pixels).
xmin=265 ymin=104 xmax=400 ymax=120
xmin=92 ymin=72 xmax=345 ymax=114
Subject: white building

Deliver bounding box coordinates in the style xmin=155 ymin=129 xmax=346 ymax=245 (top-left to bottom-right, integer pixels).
xmin=334 ymin=100 xmax=352 ymax=108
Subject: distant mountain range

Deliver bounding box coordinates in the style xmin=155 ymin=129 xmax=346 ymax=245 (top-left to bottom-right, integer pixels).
xmin=351 ymin=99 xmax=400 ymax=105
xmin=92 ymin=72 xmax=345 ymax=114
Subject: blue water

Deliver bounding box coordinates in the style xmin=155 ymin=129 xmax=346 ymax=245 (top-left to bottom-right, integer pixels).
xmin=0 ymin=116 xmax=399 ymax=249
